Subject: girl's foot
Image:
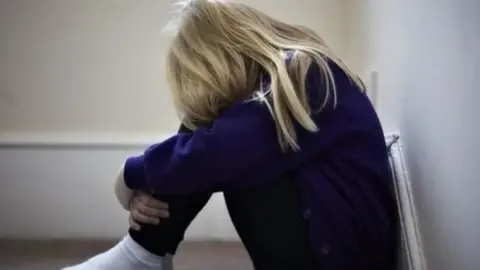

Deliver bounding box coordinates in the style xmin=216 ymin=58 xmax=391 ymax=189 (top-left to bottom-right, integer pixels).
xmin=61 ymin=234 xmax=172 ymax=270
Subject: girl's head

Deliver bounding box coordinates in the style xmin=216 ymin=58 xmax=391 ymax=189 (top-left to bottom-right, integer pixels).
xmin=165 ymin=0 xmax=364 ymax=150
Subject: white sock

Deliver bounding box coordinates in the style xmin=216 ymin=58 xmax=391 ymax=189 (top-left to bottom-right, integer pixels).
xmin=61 ymin=234 xmax=173 ymax=270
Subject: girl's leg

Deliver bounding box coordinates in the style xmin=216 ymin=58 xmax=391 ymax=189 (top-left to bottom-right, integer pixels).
xmin=62 ymin=193 xmax=211 ymax=270
xmin=225 ymin=175 xmax=318 ymax=270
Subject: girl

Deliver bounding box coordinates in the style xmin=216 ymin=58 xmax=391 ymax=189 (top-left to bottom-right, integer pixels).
xmin=63 ymin=0 xmax=397 ymax=269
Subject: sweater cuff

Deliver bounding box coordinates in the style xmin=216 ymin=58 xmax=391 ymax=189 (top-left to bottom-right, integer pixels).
xmin=124 ymin=155 xmax=148 ymax=190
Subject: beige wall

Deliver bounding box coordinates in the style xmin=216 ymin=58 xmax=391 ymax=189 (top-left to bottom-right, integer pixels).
xmin=0 ymin=0 xmax=350 ymax=134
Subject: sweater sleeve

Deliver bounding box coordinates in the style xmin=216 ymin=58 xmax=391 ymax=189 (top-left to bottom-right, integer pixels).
xmin=123 ymin=63 xmax=358 ymax=195
xmin=123 ymin=98 xmax=293 ymax=195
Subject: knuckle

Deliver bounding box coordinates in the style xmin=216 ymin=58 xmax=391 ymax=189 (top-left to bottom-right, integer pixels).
xmin=145 ymin=199 xmax=154 ymax=207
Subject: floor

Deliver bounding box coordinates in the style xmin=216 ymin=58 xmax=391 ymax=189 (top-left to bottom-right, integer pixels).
xmin=0 ymin=240 xmax=253 ymax=270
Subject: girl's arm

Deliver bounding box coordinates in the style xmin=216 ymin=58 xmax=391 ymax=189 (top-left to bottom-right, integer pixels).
xmin=124 ymin=108 xmax=346 ymax=196
xmin=123 ymin=69 xmax=355 ymax=195
xmin=124 ymin=99 xmax=293 ymax=195
xmin=114 ymin=124 xmax=193 ymax=209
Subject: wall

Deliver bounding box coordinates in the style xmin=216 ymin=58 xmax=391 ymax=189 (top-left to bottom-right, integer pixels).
xmin=0 ymin=0 xmax=351 ymax=240
xmin=0 ymin=138 xmax=237 ymax=240
xmin=349 ymin=1 xmax=480 ymax=269
xmin=0 ymin=0 xmax=350 ymax=133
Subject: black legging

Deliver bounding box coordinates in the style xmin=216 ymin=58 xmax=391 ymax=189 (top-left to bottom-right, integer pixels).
xmin=128 ymin=125 xmax=317 ymax=269
xmin=129 ymin=174 xmax=318 ymax=270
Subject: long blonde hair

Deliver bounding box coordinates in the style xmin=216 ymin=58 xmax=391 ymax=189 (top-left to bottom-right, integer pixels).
xmin=165 ymin=0 xmax=364 ymax=150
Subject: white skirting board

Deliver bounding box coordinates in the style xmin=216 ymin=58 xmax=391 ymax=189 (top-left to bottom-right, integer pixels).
xmin=0 ymin=132 xmax=239 ymax=240
xmin=386 ymin=134 xmax=427 ymax=270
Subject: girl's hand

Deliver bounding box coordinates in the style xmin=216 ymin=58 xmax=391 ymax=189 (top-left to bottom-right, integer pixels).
xmin=128 ymin=192 xmax=170 ymax=231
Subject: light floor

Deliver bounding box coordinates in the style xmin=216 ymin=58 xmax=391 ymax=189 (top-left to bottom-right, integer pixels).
xmin=0 ymin=240 xmax=252 ymax=270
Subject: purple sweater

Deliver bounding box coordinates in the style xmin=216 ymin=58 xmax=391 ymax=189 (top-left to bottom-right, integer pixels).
xmin=124 ymin=62 xmax=397 ymax=269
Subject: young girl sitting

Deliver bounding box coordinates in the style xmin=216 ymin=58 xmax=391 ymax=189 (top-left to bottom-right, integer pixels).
xmin=62 ymin=0 xmax=397 ymax=269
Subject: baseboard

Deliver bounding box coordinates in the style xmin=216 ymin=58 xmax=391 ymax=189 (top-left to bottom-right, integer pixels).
xmin=0 ymin=131 xmax=170 ymax=147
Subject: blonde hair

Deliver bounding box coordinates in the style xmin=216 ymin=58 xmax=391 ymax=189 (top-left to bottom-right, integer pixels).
xmin=165 ymin=0 xmax=364 ymax=150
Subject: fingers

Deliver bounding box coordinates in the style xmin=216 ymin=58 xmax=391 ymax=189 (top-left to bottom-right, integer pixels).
xmin=130 ymin=196 xmax=170 ymax=218
xmin=129 ymin=193 xmax=170 ymax=226
xmin=129 ymin=215 xmax=141 ymax=231
xmin=131 ymin=207 xmax=161 ymax=225
xmin=133 ymin=193 xmax=169 ymax=215
xmin=140 ymin=206 xmax=170 ymax=219
xmin=138 ymin=192 xmax=169 ymax=209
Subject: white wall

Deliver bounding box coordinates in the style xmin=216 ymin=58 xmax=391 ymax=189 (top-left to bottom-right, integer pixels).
xmin=0 ymin=0 xmax=351 ymax=240
xmin=349 ymin=1 xmax=480 ymax=269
